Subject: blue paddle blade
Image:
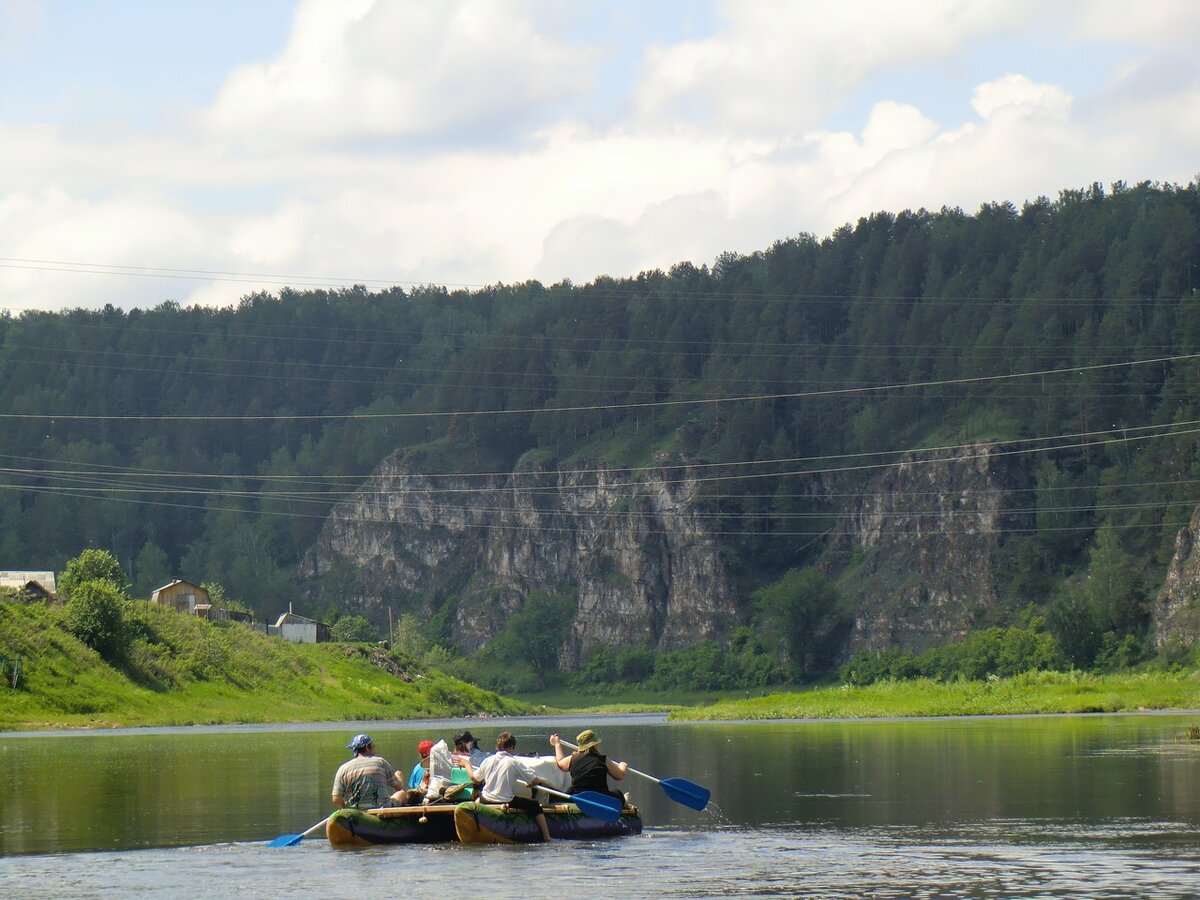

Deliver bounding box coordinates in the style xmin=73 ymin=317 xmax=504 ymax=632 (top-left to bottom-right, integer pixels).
xmin=266 ymin=833 xmax=304 ymax=847
xmin=571 ymin=795 xmax=622 ymax=823
xmin=575 ymin=790 xmax=623 ymax=810
xmin=660 ymin=777 xmax=710 ymax=811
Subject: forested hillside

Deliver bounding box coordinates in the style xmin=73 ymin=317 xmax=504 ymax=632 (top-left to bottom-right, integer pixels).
xmin=3 ymin=180 xmax=1199 ymax=677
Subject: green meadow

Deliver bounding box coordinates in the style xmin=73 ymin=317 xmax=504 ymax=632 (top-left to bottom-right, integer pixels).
xmin=668 ymin=670 xmax=1200 ymax=721
xmin=0 ymin=600 xmax=529 ymax=731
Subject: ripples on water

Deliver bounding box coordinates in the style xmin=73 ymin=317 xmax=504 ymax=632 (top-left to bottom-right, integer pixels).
xmin=3 ymin=820 xmax=1198 ymax=899
xmin=4 ymin=715 xmax=1198 ymax=896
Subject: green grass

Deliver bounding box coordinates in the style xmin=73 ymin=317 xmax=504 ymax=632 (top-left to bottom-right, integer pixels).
xmin=511 ymin=682 xmax=807 ymax=713
xmin=667 ymin=670 xmax=1200 ymax=720
xmin=10 ymin=597 xmax=1199 ymax=731
xmin=0 ymin=600 xmax=531 ymax=731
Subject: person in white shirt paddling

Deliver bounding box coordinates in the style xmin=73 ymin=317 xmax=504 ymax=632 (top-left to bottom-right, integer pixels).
xmin=466 ymin=731 xmax=552 ymax=842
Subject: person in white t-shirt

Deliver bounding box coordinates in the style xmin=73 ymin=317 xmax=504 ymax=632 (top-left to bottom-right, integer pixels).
xmin=466 ymin=731 xmax=551 ymax=842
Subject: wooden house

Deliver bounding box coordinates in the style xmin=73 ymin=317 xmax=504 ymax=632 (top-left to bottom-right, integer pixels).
xmin=150 ymin=579 xmax=210 ymax=614
xmin=0 ymin=571 xmax=59 ymax=602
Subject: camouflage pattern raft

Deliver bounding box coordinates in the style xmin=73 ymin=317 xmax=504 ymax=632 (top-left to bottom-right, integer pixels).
xmin=326 ymin=801 xmax=642 ymax=847
xmin=326 ymin=805 xmax=459 ymax=846
xmin=452 ymin=800 xmax=643 ymax=845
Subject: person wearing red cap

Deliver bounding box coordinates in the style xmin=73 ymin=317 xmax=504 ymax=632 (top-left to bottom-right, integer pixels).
xmin=407 ymin=738 xmax=436 ymax=794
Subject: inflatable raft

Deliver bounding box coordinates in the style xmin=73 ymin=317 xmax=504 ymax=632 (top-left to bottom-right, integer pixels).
xmin=453 ymin=800 xmax=643 ymax=844
xmin=326 ymin=801 xmax=642 ymax=847
xmin=326 ymin=805 xmax=460 ymax=846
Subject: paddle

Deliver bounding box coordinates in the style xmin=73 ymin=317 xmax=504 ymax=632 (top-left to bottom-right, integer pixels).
xmin=520 ymin=781 xmax=623 ymax=823
xmin=266 ymin=815 xmax=330 ymax=847
xmin=559 ymin=738 xmax=711 ymax=811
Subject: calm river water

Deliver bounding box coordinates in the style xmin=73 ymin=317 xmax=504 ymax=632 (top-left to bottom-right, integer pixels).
xmin=1 ymin=712 xmax=1199 ymax=897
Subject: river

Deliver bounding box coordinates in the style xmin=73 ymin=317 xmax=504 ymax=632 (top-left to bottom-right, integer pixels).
xmin=1 ymin=712 xmax=1198 ymax=897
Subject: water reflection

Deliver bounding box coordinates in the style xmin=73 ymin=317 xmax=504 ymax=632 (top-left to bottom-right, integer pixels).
xmin=0 ymin=712 xmax=1198 ymax=898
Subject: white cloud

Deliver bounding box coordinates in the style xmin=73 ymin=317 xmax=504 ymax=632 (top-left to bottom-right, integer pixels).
xmin=1071 ymin=0 xmax=1200 ymax=46
xmin=0 ymin=0 xmax=41 ymax=63
xmin=971 ymin=74 xmax=1072 ymax=121
xmin=635 ymin=0 xmax=1039 ymax=132
xmin=0 ymin=187 xmax=211 ymax=310
xmin=7 ymin=2 xmax=1200 ymax=313
xmin=204 ymin=0 xmax=594 ymax=148
xmin=539 ymin=191 xmax=728 ymax=281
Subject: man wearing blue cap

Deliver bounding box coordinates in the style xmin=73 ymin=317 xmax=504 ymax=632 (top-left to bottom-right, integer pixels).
xmin=331 ymin=734 xmax=408 ymax=810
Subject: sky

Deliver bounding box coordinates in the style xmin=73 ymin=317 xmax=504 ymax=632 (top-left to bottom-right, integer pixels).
xmin=2 ymin=0 xmax=1200 ymax=312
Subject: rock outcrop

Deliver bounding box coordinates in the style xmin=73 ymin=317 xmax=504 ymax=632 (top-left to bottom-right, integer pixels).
xmin=1153 ymin=506 xmax=1200 ymax=647
xmin=826 ymin=442 xmax=1033 ymax=653
xmin=301 ymin=440 xmax=1034 ymax=665
xmin=300 ymin=452 xmax=735 ymax=666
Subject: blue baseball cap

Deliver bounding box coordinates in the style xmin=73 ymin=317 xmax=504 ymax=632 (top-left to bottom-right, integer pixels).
xmin=346 ymin=733 xmax=374 ymax=753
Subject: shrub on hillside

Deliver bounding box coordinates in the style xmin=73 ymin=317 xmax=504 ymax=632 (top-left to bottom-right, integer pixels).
xmin=331 ymin=614 xmax=379 ymax=643
xmin=65 ymin=580 xmax=132 ymax=662
xmin=59 ymin=549 xmax=131 ymax=600
xmin=840 ymin=626 xmax=1061 ymax=685
xmin=569 ymin=633 xmax=785 ymax=692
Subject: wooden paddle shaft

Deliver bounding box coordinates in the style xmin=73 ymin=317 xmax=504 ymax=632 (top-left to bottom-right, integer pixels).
xmin=368 ymin=803 xmax=575 ymax=818
xmin=300 ymin=816 xmax=330 ymax=837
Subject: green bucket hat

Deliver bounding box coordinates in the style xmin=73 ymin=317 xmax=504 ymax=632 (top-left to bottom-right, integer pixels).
xmin=575 ymin=729 xmax=601 ymax=752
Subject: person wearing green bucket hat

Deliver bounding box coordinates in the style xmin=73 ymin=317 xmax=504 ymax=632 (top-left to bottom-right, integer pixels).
xmin=550 ymin=729 xmax=628 ymax=805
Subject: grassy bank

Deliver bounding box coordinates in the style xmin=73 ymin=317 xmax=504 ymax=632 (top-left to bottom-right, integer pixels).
xmin=0 ymin=600 xmax=531 ymax=731
xmin=668 ymin=670 xmax=1200 ymax=720
xmin=509 ymin=682 xmax=786 ymax=713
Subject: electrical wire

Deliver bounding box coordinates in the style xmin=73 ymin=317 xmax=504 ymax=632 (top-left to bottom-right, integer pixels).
xmin=1 ymin=350 xmax=1196 ymax=422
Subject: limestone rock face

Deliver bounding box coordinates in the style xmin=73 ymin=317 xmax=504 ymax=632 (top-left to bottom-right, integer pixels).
xmin=300 ymin=453 xmax=734 ymax=666
xmin=827 ymin=442 xmax=1032 ymax=653
xmin=1152 ymin=506 xmax=1200 ymax=647
xmin=301 ymin=440 xmax=1036 ymax=666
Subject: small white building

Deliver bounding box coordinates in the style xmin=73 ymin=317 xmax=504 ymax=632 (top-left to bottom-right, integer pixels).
xmin=273 ymin=607 xmax=331 ymax=643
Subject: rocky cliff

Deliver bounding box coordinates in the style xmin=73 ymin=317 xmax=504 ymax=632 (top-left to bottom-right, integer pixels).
xmin=301 ymin=440 xmax=1037 ymax=666
xmin=1153 ymin=506 xmax=1200 ymax=647
xmin=300 ymin=452 xmax=735 ymax=667
xmin=826 ymin=442 xmax=1033 ymax=653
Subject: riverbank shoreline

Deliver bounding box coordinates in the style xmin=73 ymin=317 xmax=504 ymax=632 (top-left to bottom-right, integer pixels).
xmin=666 ymin=670 xmax=1200 ymax=721
xmin=7 ymin=672 xmax=1200 ymax=734
xmin=7 ymin=706 xmax=1200 ymax=739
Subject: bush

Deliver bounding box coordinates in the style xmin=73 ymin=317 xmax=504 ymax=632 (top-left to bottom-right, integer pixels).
xmin=568 ymin=632 xmax=786 ymax=692
xmin=840 ymin=627 xmax=1060 ymax=685
xmin=331 ymin=614 xmax=379 ymax=643
xmin=59 ymin=549 xmax=131 ymax=600
xmin=65 ymin=580 xmax=132 ymax=661
xmin=752 ymin=568 xmax=849 ymax=679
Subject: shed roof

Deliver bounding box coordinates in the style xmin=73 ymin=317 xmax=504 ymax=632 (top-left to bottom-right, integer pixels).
xmin=151 ymin=579 xmax=206 ymax=595
xmin=0 ymin=571 xmax=57 ymax=592
xmin=274 ymin=611 xmax=325 ymax=627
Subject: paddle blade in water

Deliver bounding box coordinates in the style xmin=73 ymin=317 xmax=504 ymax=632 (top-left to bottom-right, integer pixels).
xmin=267 ymin=814 xmax=330 ymax=847
xmin=660 ymin=778 xmax=710 ymax=811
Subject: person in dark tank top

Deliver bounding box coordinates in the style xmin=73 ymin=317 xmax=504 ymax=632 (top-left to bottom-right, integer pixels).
xmin=549 ymin=729 xmax=629 ymax=805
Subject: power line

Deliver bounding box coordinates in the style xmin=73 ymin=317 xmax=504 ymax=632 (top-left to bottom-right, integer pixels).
xmin=2 ymin=416 xmax=1197 ymax=485
xmin=0 ymin=482 xmax=1185 ymax=539
xmin=2 ymin=350 xmax=1197 ymax=423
